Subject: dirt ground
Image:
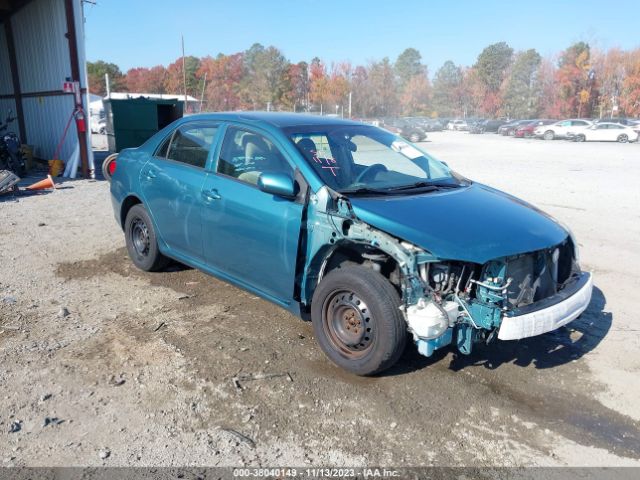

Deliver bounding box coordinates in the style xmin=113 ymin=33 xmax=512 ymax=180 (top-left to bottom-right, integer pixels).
xmin=1 ymin=132 xmax=639 ymax=468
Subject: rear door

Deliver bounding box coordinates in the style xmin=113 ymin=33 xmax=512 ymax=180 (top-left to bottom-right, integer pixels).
xmin=140 ymin=122 xmax=219 ymax=262
xmin=200 ymin=125 xmax=305 ymax=304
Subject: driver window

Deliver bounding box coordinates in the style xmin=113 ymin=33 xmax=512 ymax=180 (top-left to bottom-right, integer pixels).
xmin=217 ymin=127 xmax=292 ymax=186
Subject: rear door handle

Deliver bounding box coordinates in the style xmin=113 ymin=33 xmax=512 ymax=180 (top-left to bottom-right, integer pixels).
xmin=202 ymin=189 xmax=221 ymax=201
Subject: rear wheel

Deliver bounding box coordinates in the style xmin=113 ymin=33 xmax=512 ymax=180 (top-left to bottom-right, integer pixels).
xmin=409 ymin=132 xmax=421 ymax=143
xmin=311 ymin=265 xmax=406 ymax=376
xmin=543 ymin=130 xmax=554 ymax=140
xmin=617 ymin=134 xmax=629 ymax=143
xmin=124 ymin=204 xmax=169 ymax=272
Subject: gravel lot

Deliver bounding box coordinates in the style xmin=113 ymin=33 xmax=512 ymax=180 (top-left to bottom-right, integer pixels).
xmin=1 ymin=131 xmax=639 ymax=467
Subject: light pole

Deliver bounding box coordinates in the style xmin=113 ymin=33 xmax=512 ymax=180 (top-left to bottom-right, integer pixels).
xmin=335 ymin=105 xmax=339 ymax=116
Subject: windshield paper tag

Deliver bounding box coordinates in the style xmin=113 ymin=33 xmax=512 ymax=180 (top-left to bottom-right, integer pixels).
xmin=391 ymin=141 xmax=423 ymax=160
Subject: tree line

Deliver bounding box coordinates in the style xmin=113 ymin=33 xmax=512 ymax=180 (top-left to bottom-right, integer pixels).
xmin=87 ymin=41 xmax=640 ymax=119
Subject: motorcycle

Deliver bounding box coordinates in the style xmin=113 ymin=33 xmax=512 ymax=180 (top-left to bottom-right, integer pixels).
xmin=0 ymin=110 xmax=26 ymax=176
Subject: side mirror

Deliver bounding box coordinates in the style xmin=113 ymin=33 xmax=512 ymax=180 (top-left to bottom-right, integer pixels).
xmin=258 ymin=172 xmax=297 ymax=198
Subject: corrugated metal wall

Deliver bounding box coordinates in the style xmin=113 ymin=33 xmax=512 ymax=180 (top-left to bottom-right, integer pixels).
xmin=1 ymin=0 xmax=93 ymax=166
xmin=0 ymin=24 xmax=13 ymax=97
xmin=13 ymin=0 xmax=71 ymax=93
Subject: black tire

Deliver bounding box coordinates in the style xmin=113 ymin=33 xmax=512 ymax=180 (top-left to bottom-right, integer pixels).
xmin=102 ymin=153 xmax=118 ymax=181
xmin=8 ymin=151 xmax=25 ymax=176
xmin=124 ymin=204 xmax=169 ymax=272
xmin=575 ymin=134 xmax=586 ymax=142
xmin=311 ymin=265 xmax=407 ymax=376
xmin=543 ymin=130 xmax=554 ymax=140
xmin=617 ymin=134 xmax=628 ymax=143
xmin=409 ymin=132 xmax=421 ymax=143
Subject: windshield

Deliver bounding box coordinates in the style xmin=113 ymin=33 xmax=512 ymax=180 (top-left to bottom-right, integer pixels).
xmin=285 ymin=124 xmax=460 ymax=194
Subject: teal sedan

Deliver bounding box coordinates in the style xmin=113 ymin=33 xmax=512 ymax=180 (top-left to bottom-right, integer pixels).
xmin=110 ymin=112 xmax=592 ymax=375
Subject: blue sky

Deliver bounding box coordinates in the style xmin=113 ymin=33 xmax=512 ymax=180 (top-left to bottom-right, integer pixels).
xmin=84 ymin=0 xmax=639 ymax=73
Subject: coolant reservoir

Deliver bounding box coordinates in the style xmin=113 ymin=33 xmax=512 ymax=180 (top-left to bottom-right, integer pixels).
xmin=406 ymin=299 xmax=459 ymax=340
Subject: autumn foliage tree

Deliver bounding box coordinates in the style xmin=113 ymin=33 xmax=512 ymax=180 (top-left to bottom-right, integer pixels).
xmin=89 ymin=42 xmax=640 ymax=119
xmin=124 ymin=66 xmax=167 ymax=93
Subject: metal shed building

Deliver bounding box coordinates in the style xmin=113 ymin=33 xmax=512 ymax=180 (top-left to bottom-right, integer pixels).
xmin=0 ymin=0 xmax=92 ymax=177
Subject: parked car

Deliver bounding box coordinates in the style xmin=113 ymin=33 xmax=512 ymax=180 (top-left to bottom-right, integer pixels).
xmin=514 ymin=119 xmax=557 ymax=138
xmin=447 ymin=119 xmax=468 ymax=131
xmin=413 ymin=118 xmax=444 ymax=132
xmin=570 ymin=122 xmax=639 ymax=143
xmin=467 ymin=119 xmax=487 ymax=134
xmin=482 ymin=119 xmax=508 ymax=133
xmin=498 ymin=120 xmax=529 ymax=136
xmin=402 ymin=117 xmax=443 ymax=133
xmin=595 ymin=117 xmax=635 ymax=126
xmin=110 ymin=112 xmax=592 ymax=375
xmin=535 ymin=119 xmax=593 ymax=140
xmin=381 ymin=119 xmax=427 ymax=142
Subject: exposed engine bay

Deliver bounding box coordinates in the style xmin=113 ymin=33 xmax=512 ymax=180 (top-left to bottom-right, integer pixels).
xmin=406 ymin=238 xmax=583 ymax=356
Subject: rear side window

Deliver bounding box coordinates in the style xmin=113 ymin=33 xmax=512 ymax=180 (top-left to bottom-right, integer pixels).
xmin=166 ymin=123 xmax=218 ymax=168
xmin=156 ymin=135 xmax=172 ymax=158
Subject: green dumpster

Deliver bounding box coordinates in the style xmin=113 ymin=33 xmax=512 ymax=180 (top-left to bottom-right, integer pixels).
xmin=103 ymin=97 xmax=184 ymax=152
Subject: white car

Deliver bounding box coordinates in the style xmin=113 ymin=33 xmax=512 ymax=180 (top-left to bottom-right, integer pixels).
xmin=447 ymin=119 xmax=468 ymax=131
xmin=570 ymin=122 xmax=639 ymax=143
xmin=534 ymin=119 xmax=592 ymax=140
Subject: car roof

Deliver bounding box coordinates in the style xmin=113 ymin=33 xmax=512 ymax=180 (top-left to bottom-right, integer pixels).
xmin=181 ymin=111 xmax=361 ymax=128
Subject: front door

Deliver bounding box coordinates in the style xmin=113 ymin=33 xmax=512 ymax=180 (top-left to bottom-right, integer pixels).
xmin=140 ymin=122 xmax=219 ymax=262
xmin=201 ymin=125 xmax=304 ymax=303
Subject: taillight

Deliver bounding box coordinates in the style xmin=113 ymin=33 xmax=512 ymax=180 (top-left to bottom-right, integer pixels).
xmin=108 ymin=159 xmax=117 ymax=176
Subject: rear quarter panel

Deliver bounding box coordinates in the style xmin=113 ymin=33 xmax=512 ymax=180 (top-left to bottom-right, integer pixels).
xmin=109 ymin=148 xmax=150 ymax=228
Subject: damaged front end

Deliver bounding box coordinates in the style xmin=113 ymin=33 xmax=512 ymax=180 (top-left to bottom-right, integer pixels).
xmin=408 ymin=240 xmax=592 ymax=357
xmin=302 ymin=188 xmax=593 ymax=359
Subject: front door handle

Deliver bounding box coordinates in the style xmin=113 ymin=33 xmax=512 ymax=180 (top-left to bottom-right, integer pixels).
xmin=202 ymin=189 xmax=222 ymax=201
xmin=145 ymin=169 xmax=157 ymax=179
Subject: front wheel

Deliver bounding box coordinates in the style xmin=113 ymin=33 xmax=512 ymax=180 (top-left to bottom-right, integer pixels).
xmin=124 ymin=204 xmax=169 ymax=272
xmin=543 ymin=130 xmax=554 ymax=140
xmin=575 ymin=134 xmax=586 ymax=142
xmin=617 ymin=134 xmax=629 ymax=143
xmin=409 ymin=132 xmax=421 ymax=143
xmin=311 ymin=265 xmax=407 ymax=376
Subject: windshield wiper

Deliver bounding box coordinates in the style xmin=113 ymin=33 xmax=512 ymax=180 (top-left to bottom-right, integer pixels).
xmin=340 ymin=187 xmax=394 ymax=196
xmin=385 ymin=181 xmax=464 ymax=192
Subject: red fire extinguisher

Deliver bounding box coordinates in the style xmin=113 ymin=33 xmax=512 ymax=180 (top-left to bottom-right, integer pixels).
xmin=75 ymin=108 xmax=86 ymax=133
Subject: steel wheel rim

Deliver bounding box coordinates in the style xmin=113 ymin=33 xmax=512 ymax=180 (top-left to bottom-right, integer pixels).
xmin=131 ymin=218 xmax=150 ymax=257
xmin=323 ymin=290 xmax=373 ymax=358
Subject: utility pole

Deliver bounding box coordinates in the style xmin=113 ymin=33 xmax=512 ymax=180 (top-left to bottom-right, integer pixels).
xmin=105 ymin=73 xmax=110 ymax=98
xmin=182 ymin=35 xmax=187 ymax=113
xmin=348 ymin=91 xmax=352 ymax=118
xmin=199 ymin=72 xmax=207 ymax=113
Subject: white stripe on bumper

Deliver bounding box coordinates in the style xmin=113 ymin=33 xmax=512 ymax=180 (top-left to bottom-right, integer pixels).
xmin=498 ymin=273 xmax=593 ymax=341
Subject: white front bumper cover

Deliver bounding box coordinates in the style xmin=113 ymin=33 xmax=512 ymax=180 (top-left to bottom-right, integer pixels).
xmin=498 ymin=272 xmax=593 ymax=341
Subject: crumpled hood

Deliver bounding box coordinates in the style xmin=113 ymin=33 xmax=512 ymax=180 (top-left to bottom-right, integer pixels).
xmin=349 ymin=183 xmax=568 ymax=264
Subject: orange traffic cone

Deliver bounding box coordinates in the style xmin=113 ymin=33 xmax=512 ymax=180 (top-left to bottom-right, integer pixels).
xmin=25 ymin=175 xmax=56 ymax=191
